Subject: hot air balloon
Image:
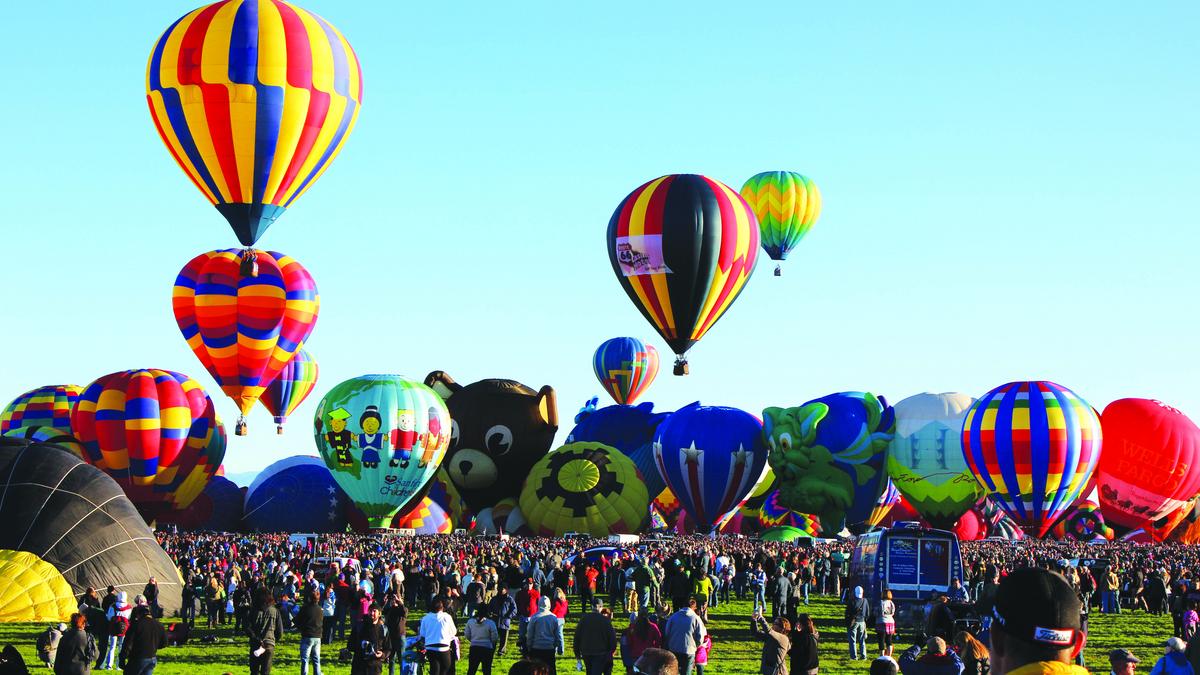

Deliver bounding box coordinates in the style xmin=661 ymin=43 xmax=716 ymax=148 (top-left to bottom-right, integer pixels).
xmin=568 ymin=400 xmax=671 ymax=498
xmin=961 ymin=381 xmax=1102 ymax=538
xmin=764 ymin=392 xmax=895 ymax=531
xmin=70 ymin=369 xmax=218 ymax=522
xmin=313 ymin=375 xmax=450 ymax=529
xmin=593 ymin=338 xmax=659 ymax=405
xmin=887 ymin=393 xmax=984 ymax=528
xmin=758 ymin=490 xmax=821 ymax=536
xmin=740 ymin=171 xmax=821 ymax=276
xmin=1143 ymin=496 xmax=1198 ymax=542
xmin=867 ymin=479 xmax=901 ymax=529
xmin=244 ymin=456 xmax=349 ymax=533
xmin=1095 ymin=399 xmax=1200 ymax=532
xmin=653 ymin=487 xmax=683 ymax=521
xmin=146 ymin=0 xmax=363 ymax=248
xmin=1 ymin=385 xmax=82 ymax=435
xmin=0 ymin=550 xmax=78 ymax=622
xmin=653 ymin=403 xmax=770 ymax=532
xmin=261 ymin=347 xmax=319 ymax=433
xmin=1050 ymin=499 xmax=1115 ymax=541
xmin=2 ymin=426 xmax=86 ymax=459
xmin=761 ymin=526 xmax=812 ymax=543
xmin=165 ymin=416 xmax=227 ymax=514
xmin=518 ymin=442 xmax=649 ymax=537
xmin=0 ymin=437 xmax=183 ymax=614
xmin=159 ymin=475 xmax=243 ymax=532
xmin=607 ymin=174 xmax=759 ymax=375
xmin=173 ymin=249 xmax=319 ymax=434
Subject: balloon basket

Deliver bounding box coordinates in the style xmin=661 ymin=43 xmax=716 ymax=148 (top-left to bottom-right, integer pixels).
xmin=276 ymin=426 xmax=284 ymax=435
xmin=774 ymin=264 xmax=781 ymax=277
xmin=673 ymin=359 xmax=689 ymax=376
xmin=235 ymin=419 xmax=248 ymax=436
xmin=239 ymin=249 xmax=259 ymax=278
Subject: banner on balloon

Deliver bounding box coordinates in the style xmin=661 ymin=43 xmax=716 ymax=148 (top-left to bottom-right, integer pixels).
xmin=615 ymin=236 xmax=671 ymax=276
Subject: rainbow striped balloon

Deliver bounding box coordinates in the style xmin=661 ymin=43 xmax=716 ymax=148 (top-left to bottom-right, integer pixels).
xmin=607 ymin=174 xmax=759 ymax=373
xmin=962 ymin=381 xmax=1102 ymax=538
xmin=166 ymin=416 xmax=228 ymax=512
xmin=740 ymin=171 xmax=821 ymax=270
xmin=173 ymin=249 xmax=319 ymax=433
xmin=592 ymin=337 xmax=659 ymax=406
xmin=261 ymin=347 xmax=319 ymax=433
xmin=70 ymin=369 xmax=218 ymax=521
xmin=758 ymin=489 xmax=821 ymax=536
xmin=146 ymin=0 xmax=363 ymax=247
xmin=1 ymin=426 xmax=87 ymax=459
xmin=0 ymin=385 xmax=82 ymax=435
xmin=867 ymin=479 xmax=901 ymax=528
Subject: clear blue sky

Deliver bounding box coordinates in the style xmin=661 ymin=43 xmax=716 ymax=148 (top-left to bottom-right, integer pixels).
xmin=2 ymin=1 xmax=1196 ymax=476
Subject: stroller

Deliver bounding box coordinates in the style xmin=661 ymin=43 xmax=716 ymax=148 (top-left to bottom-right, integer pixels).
xmin=401 ymin=636 xmax=425 ymax=675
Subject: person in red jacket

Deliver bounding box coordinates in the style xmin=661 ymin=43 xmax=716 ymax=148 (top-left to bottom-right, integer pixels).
xmin=516 ymin=579 xmax=541 ymax=653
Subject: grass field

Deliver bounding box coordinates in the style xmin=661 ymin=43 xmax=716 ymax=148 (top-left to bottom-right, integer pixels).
xmin=0 ymin=595 xmax=1174 ymax=674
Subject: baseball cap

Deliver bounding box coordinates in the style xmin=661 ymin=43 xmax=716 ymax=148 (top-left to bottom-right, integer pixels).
xmin=1166 ymin=638 xmax=1186 ymax=653
xmin=1109 ymin=649 xmax=1139 ymax=664
xmin=992 ymin=568 xmax=1080 ymax=648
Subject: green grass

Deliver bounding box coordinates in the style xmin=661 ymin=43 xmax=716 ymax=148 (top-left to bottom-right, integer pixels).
xmin=0 ymin=597 xmax=1173 ymax=674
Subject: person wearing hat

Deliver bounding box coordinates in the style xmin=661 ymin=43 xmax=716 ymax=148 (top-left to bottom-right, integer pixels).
xmin=989 ymin=568 xmax=1088 ymax=675
xmin=527 ymin=597 xmax=562 ymax=675
xmin=1148 ymin=638 xmax=1191 ymax=675
xmin=574 ymin=599 xmax=617 ymax=675
xmin=898 ymin=636 xmax=963 ymax=675
xmin=36 ymin=623 xmax=65 ymax=668
xmin=1109 ymin=649 xmax=1139 ymax=675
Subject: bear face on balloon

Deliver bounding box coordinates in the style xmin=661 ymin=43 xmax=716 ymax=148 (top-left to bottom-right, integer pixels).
xmin=424 ymin=371 xmax=558 ymax=513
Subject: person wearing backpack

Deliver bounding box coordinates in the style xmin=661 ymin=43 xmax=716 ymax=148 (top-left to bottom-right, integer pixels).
xmin=37 ymin=623 xmax=65 ymax=668
xmin=102 ymin=592 xmax=132 ymax=670
xmin=55 ymin=613 xmax=99 ymax=675
xmin=119 ymin=605 xmax=167 ymax=675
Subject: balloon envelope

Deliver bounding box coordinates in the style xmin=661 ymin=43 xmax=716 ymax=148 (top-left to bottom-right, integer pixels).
xmin=261 ymin=347 xmax=320 ymax=432
xmin=519 ymin=442 xmax=649 ymax=537
xmin=593 ymin=338 xmax=659 ymax=405
xmin=887 ymin=393 xmax=983 ymax=528
xmin=654 ymin=403 xmax=769 ymax=532
xmin=568 ymin=402 xmax=671 ymax=499
xmin=740 ymin=171 xmax=821 ymax=263
xmin=962 ymin=381 xmax=1101 ymax=538
xmin=243 ymin=456 xmax=349 ymax=533
xmin=173 ymin=249 xmax=319 ymax=429
xmin=1096 ymin=398 xmax=1200 ymax=531
xmin=146 ymin=0 xmax=363 ymax=247
xmin=1 ymin=385 xmax=81 ymax=435
xmin=606 ymin=174 xmax=759 ymax=370
xmin=313 ymin=375 xmax=450 ymax=528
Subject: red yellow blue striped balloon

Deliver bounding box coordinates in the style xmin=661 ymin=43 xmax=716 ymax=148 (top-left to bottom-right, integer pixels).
xmin=70 ymin=369 xmax=218 ymax=521
xmin=172 ymin=249 xmax=319 ymax=434
xmin=740 ymin=171 xmax=821 ymax=275
xmin=1 ymin=426 xmax=87 ymax=460
xmin=607 ymin=174 xmax=759 ymax=375
xmin=592 ymin=337 xmax=659 ymax=405
xmin=260 ymin=346 xmax=319 ymax=433
xmin=867 ymin=479 xmax=901 ymax=528
xmin=962 ymin=381 xmax=1102 ymax=538
xmin=1 ymin=385 xmax=82 ymax=435
xmin=146 ymin=1 xmax=363 ymax=247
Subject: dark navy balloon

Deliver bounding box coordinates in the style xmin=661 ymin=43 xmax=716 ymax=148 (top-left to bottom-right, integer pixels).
xmin=569 ymin=399 xmax=672 ymax=498
xmin=653 ymin=403 xmax=769 ymax=532
xmin=243 ymin=456 xmax=350 ymax=533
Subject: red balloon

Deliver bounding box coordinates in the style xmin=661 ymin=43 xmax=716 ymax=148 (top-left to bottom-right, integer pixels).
xmin=1097 ymin=399 xmax=1200 ymax=531
xmin=947 ymin=509 xmax=986 ymax=541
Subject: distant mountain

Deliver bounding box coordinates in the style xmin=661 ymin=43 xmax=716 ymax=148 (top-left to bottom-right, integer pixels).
xmin=223 ymin=471 xmax=261 ymax=488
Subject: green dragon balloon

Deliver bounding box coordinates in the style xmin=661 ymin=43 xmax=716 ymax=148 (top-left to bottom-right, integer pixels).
xmin=886 ymin=392 xmax=984 ymax=528
xmin=313 ymin=375 xmax=450 ymax=528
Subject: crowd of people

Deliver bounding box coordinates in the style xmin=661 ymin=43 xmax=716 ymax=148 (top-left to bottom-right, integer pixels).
xmin=24 ymin=532 xmax=1200 ymax=675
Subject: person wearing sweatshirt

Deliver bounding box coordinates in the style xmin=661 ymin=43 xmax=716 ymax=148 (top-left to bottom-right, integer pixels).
xmin=101 ymin=592 xmax=133 ymax=670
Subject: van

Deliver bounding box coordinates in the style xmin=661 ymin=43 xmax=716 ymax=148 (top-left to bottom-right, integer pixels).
xmin=850 ymin=522 xmax=964 ymax=628
xmin=608 ymin=534 xmax=640 ymax=545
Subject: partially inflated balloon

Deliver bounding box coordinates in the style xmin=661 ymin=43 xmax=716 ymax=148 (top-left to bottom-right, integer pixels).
xmin=71 ymin=369 xmax=218 ymax=522
xmin=313 ymin=375 xmax=450 ymax=528
xmin=173 ymin=249 xmax=319 ymax=433
xmin=740 ymin=171 xmax=820 ymax=275
xmin=593 ymin=338 xmax=659 ymax=405
xmin=261 ymin=347 xmax=319 ymax=433
xmin=654 ymin=403 xmax=770 ymax=532
xmin=519 ymin=442 xmax=649 ymax=537
xmin=607 ymin=174 xmax=759 ymax=375
xmin=1096 ymin=399 xmax=1200 ymax=532
xmin=887 ymin=393 xmax=984 ymax=528
xmin=2 ymin=426 xmax=86 ymax=459
xmin=1050 ymin=499 xmax=1114 ymax=541
xmin=244 ymin=456 xmax=349 ymax=533
xmin=1 ymin=385 xmax=82 ymax=435
xmin=166 ymin=416 xmax=227 ymax=513
xmin=867 ymin=480 xmax=901 ymax=528
xmin=758 ymin=490 xmax=821 ymax=536
xmin=0 ymin=550 xmax=77 ymax=622
xmin=764 ymin=392 xmax=895 ymax=531
xmin=568 ymin=401 xmax=671 ymax=498
xmin=146 ymin=0 xmax=363 ymax=246
xmin=962 ymin=381 xmax=1101 ymax=538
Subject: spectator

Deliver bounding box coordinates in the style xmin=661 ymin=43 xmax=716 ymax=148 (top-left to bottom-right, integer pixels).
xmin=245 ymin=587 xmax=283 ymax=675
xmin=489 ymin=586 xmax=518 ymax=657
xmin=952 ymin=632 xmax=989 ymax=675
xmin=352 ymin=604 xmax=389 ymax=675
xmin=845 ymin=586 xmax=869 ymax=661
xmin=623 ymin=612 xmax=663 ymax=675
xmin=575 ymin=600 xmax=617 ymax=675
xmin=118 ymin=605 xmax=166 ymax=675
xmin=750 ymin=611 xmax=790 ymax=675
xmin=527 ymin=597 xmax=562 ymax=675
xmin=1110 ymin=649 xmax=1139 ymax=675
xmin=509 ymin=660 xmax=551 ymax=675
xmin=694 ymin=634 xmax=711 ymax=675
xmin=788 ymin=613 xmax=819 ymax=675
xmin=877 ymin=590 xmax=897 ymax=658
xmin=898 ymin=637 xmax=964 ymax=675
xmin=1149 ymin=639 xmax=1192 ymax=675
xmin=296 ymin=589 xmax=324 ymax=675
xmin=54 ymin=613 xmax=98 ymax=675
xmin=465 ymin=607 xmax=500 ymax=675
xmin=383 ymin=593 xmax=409 ymax=675
xmin=634 ymin=649 xmax=679 ymax=675
xmin=988 ymin=568 xmax=1087 ymax=675
xmin=872 ymin=656 xmax=900 ymax=675
xmin=663 ymin=599 xmax=706 ymax=675
xmin=37 ymin=623 xmax=65 ymax=669
xmin=419 ymin=598 xmax=458 ymax=675
xmin=926 ymin=596 xmax=955 ymax=643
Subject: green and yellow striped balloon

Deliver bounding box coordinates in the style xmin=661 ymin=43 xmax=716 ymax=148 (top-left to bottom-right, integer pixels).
xmin=740 ymin=171 xmax=821 ymax=274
